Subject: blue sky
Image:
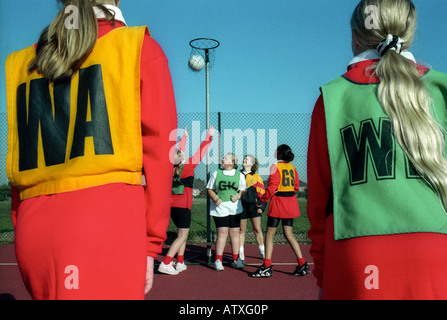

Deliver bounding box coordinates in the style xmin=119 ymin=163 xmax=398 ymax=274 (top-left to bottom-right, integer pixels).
xmin=1 ymin=0 xmax=447 ymax=115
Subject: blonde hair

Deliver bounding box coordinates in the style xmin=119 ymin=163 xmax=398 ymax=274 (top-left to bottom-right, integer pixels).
xmin=351 ymin=0 xmax=447 ymax=210
xmin=28 ymin=0 xmax=117 ymax=81
xmin=225 ymin=153 xmax=238 ymax=170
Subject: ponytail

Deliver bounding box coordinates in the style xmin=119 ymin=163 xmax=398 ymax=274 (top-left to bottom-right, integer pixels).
xmin=351 ymin=0 xmax=447 ymax=210
xmin=375 ymin=50 xmax=447 ymax=209
xmin=173 ymin=150 xmax=183 ymax=178
xmin=276 ymin=144 xmax=294 ymax=162
xmin=28 ymin=0 xmax=115 ymax=81
xmin=173 ymin=165 xmax=181 ymax=178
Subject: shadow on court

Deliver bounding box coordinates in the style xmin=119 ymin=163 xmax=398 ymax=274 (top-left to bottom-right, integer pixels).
xmin=0 ymin=244 xmax=318 ymax=300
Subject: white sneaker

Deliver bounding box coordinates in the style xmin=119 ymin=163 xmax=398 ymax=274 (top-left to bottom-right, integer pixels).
xmin=232 ymin=257 xmax=245 ymax=269
xmin=176 ymin=262 xmax=187 ymax=272
xmin=158 ymin=261 xmax=179 ymax=275
xmin=214 ymin=259 xmax=224 ymax=271
xmin=239 ymin=246 xmax=245 ymax=261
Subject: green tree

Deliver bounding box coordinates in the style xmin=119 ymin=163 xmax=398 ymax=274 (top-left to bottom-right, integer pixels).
xmin=0 ymin=183 xmax=11 ymax=201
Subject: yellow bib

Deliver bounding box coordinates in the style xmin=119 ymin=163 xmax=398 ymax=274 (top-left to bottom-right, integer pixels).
xmin=6 ymin=26 xmax=148 ymax=200
xmin=244 ymin=172 xmax=265 ymax=196
xmin=275 ymin=162 xmax=296 ymax=193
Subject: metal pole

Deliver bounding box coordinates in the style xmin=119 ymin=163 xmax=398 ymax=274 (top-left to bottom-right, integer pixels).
xmin=218 ymin=112 xmax=221 ymax=165
xmin=205 ymin=49 xmax=212 ymax=263
xmin=205 ymin=50 xmax=210 ymax=129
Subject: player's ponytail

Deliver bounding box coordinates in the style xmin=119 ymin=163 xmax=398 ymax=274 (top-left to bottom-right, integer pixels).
xmin=351 ymin=0 xmax=447 ymax=210
xmin=28 ymin=0 xmax=116 ymax=81
xmin=276 ymin=145 xmax=294 ymax=163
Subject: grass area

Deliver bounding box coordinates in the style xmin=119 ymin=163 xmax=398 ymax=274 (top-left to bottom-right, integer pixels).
xmin=0 ymin=201 xmax=13 ymax=232
xmin=0 ymin=201 xmax=14 ymax=244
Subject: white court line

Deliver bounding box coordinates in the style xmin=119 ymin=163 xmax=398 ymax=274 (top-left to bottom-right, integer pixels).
xmin=0 ymin=263 xmax=18 ymax=266
xmin=244 ymin=262 xmax=315 ymax=267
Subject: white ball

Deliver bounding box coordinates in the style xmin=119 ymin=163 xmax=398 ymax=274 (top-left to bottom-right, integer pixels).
xmin=188 ymin=54 xmax=205 ymax=71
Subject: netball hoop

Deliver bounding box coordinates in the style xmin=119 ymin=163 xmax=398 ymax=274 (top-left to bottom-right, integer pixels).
xmin=188 ymin=38 xmax=220 ymax=264
xmin=189 ymin=38 xmax=220 ymax=70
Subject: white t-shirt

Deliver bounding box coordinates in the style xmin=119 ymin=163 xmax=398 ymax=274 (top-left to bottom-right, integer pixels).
xmin=206 ymin=169 xmax=247 ymax=217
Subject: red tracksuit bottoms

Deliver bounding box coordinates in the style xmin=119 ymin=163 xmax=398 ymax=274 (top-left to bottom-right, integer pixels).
xmin=14 ymin=183 xmax=147 ymax=300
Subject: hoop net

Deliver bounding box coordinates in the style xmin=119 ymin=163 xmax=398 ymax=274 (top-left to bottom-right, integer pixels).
xmin=189 ymin=38 xmax=220 ymax=70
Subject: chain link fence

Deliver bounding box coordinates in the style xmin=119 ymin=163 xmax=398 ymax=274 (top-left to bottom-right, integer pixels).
xmin=0 ymin=112 xmax=311 ymax=245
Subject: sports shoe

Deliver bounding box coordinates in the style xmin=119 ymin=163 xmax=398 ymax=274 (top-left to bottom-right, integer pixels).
xmin=293 ymin=262 xmax=310 ymax=276
xmin=176 ymin=262 xmax=187 ymax=272
xmin=250 ymin=265 xmax=273 ymax=278
xmin=231 ymin=257 xmax=245 ymax=269
xmin=158 ymin=261 xmax=179 ymax=275
xmin=214 ymin=259 xmax=224 ymax=271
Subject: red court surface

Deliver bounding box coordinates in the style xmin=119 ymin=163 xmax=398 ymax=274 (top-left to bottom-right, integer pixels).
xmin=0 ymin=243 xmax=319 ymax=300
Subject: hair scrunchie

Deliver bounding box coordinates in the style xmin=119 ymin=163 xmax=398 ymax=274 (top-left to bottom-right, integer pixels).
xmin=377 ymin=34 xmax=404 ymax=56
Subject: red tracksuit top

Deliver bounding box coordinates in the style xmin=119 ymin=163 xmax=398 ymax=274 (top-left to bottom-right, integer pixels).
xmin=171 ymin=133 xmax=213 ymax=210
xmin=307 ymin=59 xmax=447 ymax=299
xmin=259 ymin=162 xmax=300 ymax=219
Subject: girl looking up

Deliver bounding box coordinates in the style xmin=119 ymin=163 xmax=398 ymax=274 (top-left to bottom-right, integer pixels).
xmin=158 ymin=126 xmax=215 ymax=275
xmin=207 ymin=153 xmax=247 ymax=271
xmin=251 ymin=145 xmax=309 ymax=278
xmin=239 ymin=154 xmax=266 ymax=261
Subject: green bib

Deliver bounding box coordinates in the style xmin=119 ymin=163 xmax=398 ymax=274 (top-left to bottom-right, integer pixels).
xmin=172 ymin=165 xmax=185 ymax=195
xmin=216 ymin=169 xmax=240 ymax=201
xmin=322 ymin=69 xmax=447 ymax=240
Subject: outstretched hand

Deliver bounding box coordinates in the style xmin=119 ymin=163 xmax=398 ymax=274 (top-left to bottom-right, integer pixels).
xmin=183 ymin=126 xmax=190 ymax=137
xmin=207 ymin=125 xmax=216 ymax=137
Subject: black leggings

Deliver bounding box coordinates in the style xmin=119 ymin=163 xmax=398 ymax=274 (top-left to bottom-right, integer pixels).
xmin=267 ymin=216 xmax=293 ymax=228
xmin=171 ymin=207 xmax=191 ymax=229
xmin=213 ymin=214 xmax=241 ymax=228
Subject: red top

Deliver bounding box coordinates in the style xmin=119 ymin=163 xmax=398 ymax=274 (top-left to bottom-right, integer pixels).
xmin=11 ymin=20 xmax=178 ymax=258
xmin=307 ymin=61 xmax=382 ymax=280
xmin=306 ymin=59 xmax=447 ymax=299
xmin=171 ymin=133 xmax=213 ymax=210
xmin=307 ymin=59 xmax=430 ymax=284
xmin=259 ymin=163 xmax=300 ymax=219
